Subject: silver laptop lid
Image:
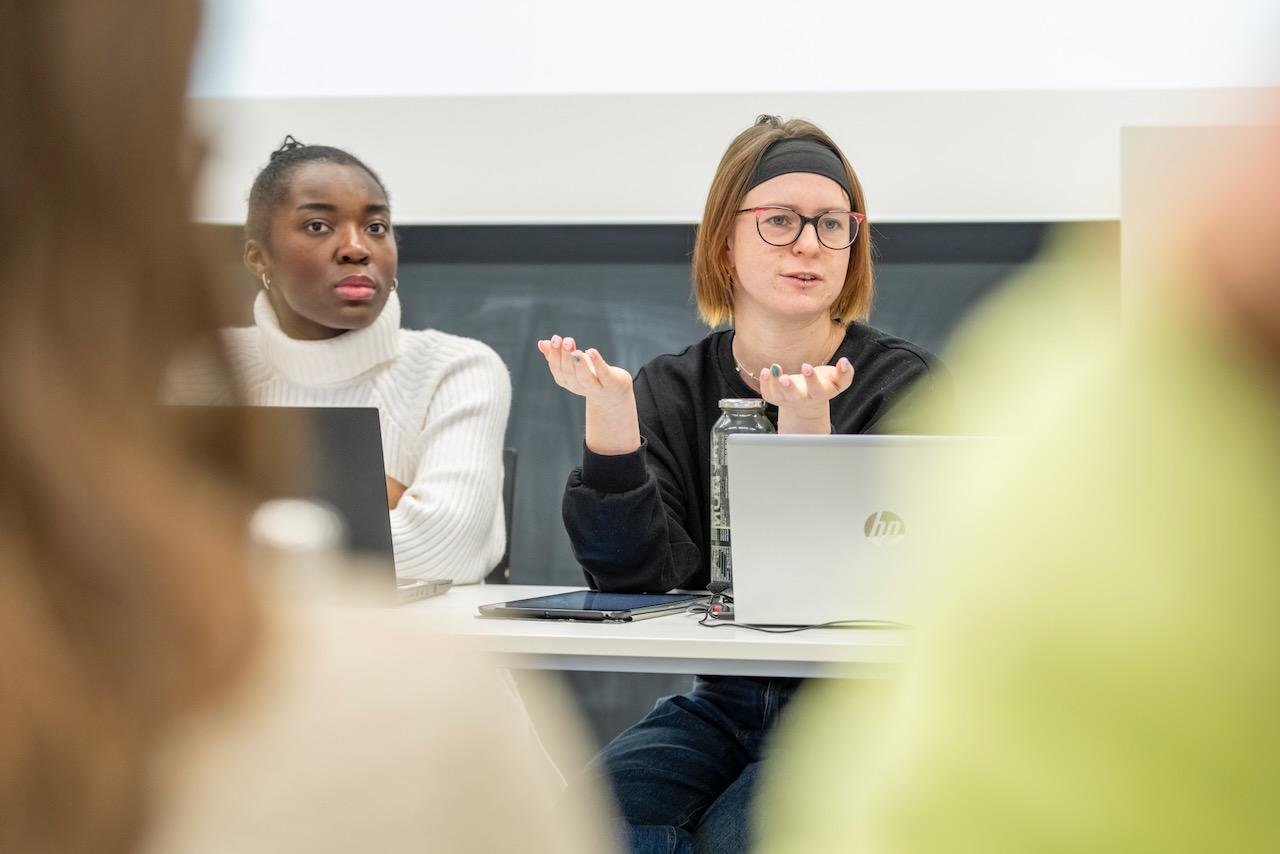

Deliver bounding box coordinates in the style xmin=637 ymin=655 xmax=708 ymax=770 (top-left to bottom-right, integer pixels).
xmin=725 ymin=434 xmax=983 ymax=626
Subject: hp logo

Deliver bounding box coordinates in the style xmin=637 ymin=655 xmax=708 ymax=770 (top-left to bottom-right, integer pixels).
xmin=864 ymin=511 xmax=906 ymax=546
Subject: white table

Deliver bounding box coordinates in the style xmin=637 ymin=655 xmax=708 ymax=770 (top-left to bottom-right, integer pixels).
xmin=401 ymin=584 xmax=909 ymax=679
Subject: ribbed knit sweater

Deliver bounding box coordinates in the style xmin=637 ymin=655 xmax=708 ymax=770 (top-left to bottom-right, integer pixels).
xmin=220 ymin=292 xmax=511 ymax=584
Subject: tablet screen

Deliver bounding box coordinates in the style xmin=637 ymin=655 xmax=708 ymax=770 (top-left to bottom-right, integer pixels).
xmin=494 ymin=591 xmax=705 ymax=612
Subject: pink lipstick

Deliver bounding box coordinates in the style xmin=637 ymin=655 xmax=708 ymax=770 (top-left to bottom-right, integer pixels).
xmin=335 ymin=275 xmax=377 ymax=301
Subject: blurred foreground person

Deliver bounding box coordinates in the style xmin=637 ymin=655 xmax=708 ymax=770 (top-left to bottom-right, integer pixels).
xmin=758 ymin=129 xmax=1280 ymax=852
xmin=0 ymin=3 xmax=615 ymax=853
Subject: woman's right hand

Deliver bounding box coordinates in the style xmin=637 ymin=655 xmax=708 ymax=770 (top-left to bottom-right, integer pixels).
xmin=537 ymin=335 xmax=641 ymax=455
xmin=536 ymin=335 xmax=633 ymax=401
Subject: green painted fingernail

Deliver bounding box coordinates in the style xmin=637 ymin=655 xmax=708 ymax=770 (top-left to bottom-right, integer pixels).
xmin=572 ymin=355 xmax=580 ymax=363
xmin=770 ymin=364 xmax=781 ymax=378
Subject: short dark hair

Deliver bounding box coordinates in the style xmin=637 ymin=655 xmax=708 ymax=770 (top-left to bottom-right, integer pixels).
xmin=245 ymin=135 xmax=389 ymax=244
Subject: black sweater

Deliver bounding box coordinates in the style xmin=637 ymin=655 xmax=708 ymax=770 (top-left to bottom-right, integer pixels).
xmin=563 ymin=325 xmax=944 ymax=593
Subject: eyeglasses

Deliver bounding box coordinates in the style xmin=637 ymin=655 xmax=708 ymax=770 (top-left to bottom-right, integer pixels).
xmin=737 ymin=206 xmax=866 ymax=250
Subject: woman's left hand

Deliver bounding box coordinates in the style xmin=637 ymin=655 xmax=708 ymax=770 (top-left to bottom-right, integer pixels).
xmin=758 ymin=357 xmax=855 ymax=434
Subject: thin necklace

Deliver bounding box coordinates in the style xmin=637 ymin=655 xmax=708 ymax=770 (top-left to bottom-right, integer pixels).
xmin=733 ymin=326 xmax=842 ymax=384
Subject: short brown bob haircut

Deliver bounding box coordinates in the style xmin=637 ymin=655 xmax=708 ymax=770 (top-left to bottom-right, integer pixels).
xmin=692 ymin=115 xmax=873 ymax=328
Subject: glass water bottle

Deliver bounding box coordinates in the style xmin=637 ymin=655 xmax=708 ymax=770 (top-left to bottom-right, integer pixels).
xmin=709 ymin=398 xmax=775 ymax=593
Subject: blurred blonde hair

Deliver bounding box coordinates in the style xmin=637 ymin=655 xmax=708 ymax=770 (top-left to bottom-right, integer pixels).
xmin=692 ymin=115 xmax=873 ymax=327
xmin=0 ymin=2 xmax=287 ymax=852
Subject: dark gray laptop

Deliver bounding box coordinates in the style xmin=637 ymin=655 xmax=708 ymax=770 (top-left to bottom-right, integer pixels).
xmin=177 ymin=406 xmax=449 ymax=606
xmin=290 ymin=406 xmax=450 ymax=605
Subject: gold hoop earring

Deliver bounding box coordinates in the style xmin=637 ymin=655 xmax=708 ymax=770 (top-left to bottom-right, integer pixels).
xmin=261 ymin=273 xmax=271 ymax=292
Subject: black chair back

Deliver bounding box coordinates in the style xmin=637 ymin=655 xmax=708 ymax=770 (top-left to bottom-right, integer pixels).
xmin=485 ymin=447 xmax=517 ymax=583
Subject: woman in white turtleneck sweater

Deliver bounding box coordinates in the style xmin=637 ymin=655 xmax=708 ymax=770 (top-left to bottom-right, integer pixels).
xmin=230 ymin=137 xmax=511 ymax=584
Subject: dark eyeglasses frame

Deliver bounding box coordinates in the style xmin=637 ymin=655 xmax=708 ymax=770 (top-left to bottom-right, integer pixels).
xmin=736 ymin=206 xmax=867 ymax=250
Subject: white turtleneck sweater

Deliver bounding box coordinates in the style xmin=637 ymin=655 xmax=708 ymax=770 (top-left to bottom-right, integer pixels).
xmin=212 ymin=292 xmax=511 ymax=584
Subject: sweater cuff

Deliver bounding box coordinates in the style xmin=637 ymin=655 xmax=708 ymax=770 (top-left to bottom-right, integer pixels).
xmin=581 ymin=438 xmax=648 ymax=493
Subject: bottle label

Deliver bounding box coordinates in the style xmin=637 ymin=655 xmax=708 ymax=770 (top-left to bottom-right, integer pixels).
xmin=709 ymin=428 xmax=732 ymax=586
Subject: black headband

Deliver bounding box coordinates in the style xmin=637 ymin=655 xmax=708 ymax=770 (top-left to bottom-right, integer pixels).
xmin=748 ymin=138 xmax=855 ymax=205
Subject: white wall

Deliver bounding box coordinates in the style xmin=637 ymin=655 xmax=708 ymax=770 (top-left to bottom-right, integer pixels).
xmin=193 ymin=0 xmax=1279 ymax=98
xmin=191 ymin=89 xmax=1279 ymax=224
xmin=189 ymin=0 xmax=1280 ymax=224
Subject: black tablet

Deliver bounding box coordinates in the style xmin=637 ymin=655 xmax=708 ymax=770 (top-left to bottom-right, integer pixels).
xmin=477 ymin=590 xmax=709 ymax=622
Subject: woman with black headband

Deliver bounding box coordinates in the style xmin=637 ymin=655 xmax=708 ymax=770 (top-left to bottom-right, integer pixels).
xmin=537 ymin=116 xmax=944 ymax=853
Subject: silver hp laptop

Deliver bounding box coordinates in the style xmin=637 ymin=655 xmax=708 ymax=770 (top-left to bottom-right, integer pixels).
xmin=725 ymin=434 xmax=984 ymax=626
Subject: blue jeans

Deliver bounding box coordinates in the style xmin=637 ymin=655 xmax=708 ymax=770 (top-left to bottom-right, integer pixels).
xmin=590 ymin=675 xmax=800 ymax=854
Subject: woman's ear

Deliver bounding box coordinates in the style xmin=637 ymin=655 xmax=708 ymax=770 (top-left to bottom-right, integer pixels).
xmin=243 ymin=240 xmax=268 ymax=279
